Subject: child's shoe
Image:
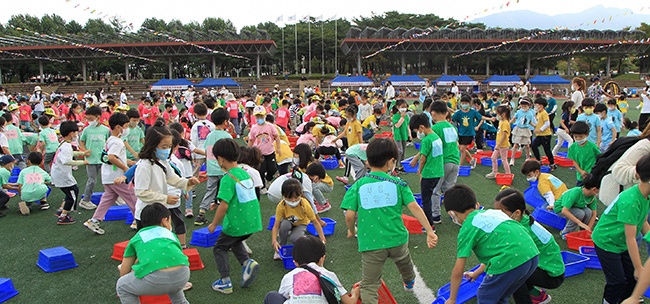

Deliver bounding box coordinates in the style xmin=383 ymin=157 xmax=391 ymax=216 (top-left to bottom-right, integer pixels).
xmin=185 ymin=209 xmax=194 ymax=218
xmin=509 ymin=159 xmax=515 ymax=167
xmin=194 ymin=213 xmax=208 ymax=226
xmin=18 ymin=201 xmax=30 ymax=215
xmin=403 ymin=279 xmax=415 ymax=292
xmin=57 ymin=215 xmax=76 ymax=225
xmin=183 ymin=282 xmax=193 ymax=291
xmin=83 ymin=219 xmax=105 ymax=235
xmin=336 ymin=176 xmax=349 ymax=184
xmin=316 ymin=202 xmax=332 ymax=213
xmin=40 ymin=203 xmax=49 ymax=210
xmin=485 ymin=172 xmax=497 ymax=179
xmin=212 ymin=278 xmax=233 ymax=294
xmin=470 ymin=158 xmax=477 ymax=169
xmin=79 ymin=200 xmax=96 ymax=210
xmin=241 ymin=259 xmax=260 ymax=288
xmin=338 ymin=161 xmax=345 ymax=169
xmin=130 ymin=220 xmax=138 ymax=231
xmin=432 ymin=216 xmax=442 ymax=225
xmin=531 ymin=289 xmax=552 ymax=304
xmin=550 ymin=164 xmax=558 ymax=171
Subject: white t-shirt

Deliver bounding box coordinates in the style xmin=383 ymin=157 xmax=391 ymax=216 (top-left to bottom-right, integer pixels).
xmin=190 ymin=119 xmax=216 ymax=160
xmin=134 ymin=159 xmax=176 ymax=219
xmin=571 ymin=90 xmax=584 ymax=109
xmin=358 ymin=103 xmax=373 ymax=122
xmin=239 ymin=164 xmax=263 ymax=189
xmin=0 ymin=95 xmax=8 ymax=106
xmin=179 ymin=141 xmax=196 ymax=177
xmin=101 ymin=136 xmax=127 ymax=185
xmin=267 ymin=173 xmax=313 ymax=205
xmin=119 ymin=92 xmax=128 ymax=105
xmin=0 ymin=133 xmax=8 ymax=151
xmin=278 ymin=262 xmax=347 ymax=304
xmin=166 ymin=154 xmax=185 ymax=207
xmin=641 ymin=93 xmax=650 ymax=114
xmin=451 ymin=86 xmax=459 ymax=95
xmin=51 ymin=142 xmax=76 ymax=187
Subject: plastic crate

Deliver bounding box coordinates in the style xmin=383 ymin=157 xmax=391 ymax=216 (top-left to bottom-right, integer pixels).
xmin=0 ymin=278 xmax=19 ymax=303
xmin=507 ymin=150 xmax=523 ymax=159
xmin=474 ymin=150 xmax=493 ymax=158
xmin=458 ymin=166 xmax=471 ymax=177
xmin=555 ymin=156 xmax=574 ymax=167
xmin=139 ymin=295 xmax=171 ymax=304
xmin=200 ymin=163 xmax=206 ymax=172
xmin=556 ymin=139 xmax=569 ymax=148
xmin=321 ymin=158 xmax=338 ymax=170
xmin=495 ymin=174 xmax=514 ymax=186
xmin=36 ymin=246 xmax=78 ymax=273
xmin=532 ymin=208 xmax=566 ymax=230
xmin=401 ymin=214 xmax=423 ymax=234
xmin=183 ymin=248 xmax=205 ymax=271
xmin=540 ymin=157 xmax=550 ymax=165
xmin=104 ymin=205 xmax=130 ymax=221
xmin=353 ymin=280 xmax=397 ymax=304
xmin=401 ymin=156 xmax=418 ymax=173
xmin=562 ymin=251 xmax=589 ymax=277
xmin=125 ymin=211 xmax=134 ymax=225
xmin=267 ymin=215 xmax=276 ymax=230
xmin=481 ymin=157 xmax=501 ymax=167
xmin=188 ymin=226 xmax=222 ymax=247
xmin=434 ymin=264 xmax=485 ymax=304
xmin=307 ymin=218 xmax=337 ymax=236
xmin=486 ymin=140 xmax=496 ymax=148
xmin=540 ymin=165 xmax=551 ymax=173
xmin=7 ymin=176 xmax=17 ymax=183
xmin=111 ymin=240 xmax=129 ymax=261
xmin=413 ymin=193 xmax=422 ymax=207
xmin=279 ymin=245 xmax=296 ymax=270
xmin=414 ymin=142 xmax=420 ymax=150
xmin=81 ymin=192 xmax=104 ymax=205
xmin=524 ymin=186 xmax=546 ymax=209
xmin=579 ymin=246 xmax=602 ymax=270
xmin=565 ymin=230 xmax=594 ymax=251
xmin=375 ymin=131 xmax=393 ymax=139
xmin=10 ymin=167 xmax=20 ymax=176
xmin=557 ymin=152 xmax=568 ymax=158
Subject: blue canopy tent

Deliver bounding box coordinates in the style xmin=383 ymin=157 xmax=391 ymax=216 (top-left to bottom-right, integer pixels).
xmin=483 ymin=75 xmax=522 ymax=86
xmin=528 ymin=75 xmax=571 ymax=85
xmin=383 ymin=75 xmax=426 ymax=86
xmin=434 ymin=75 xmax=478 ymax=86
xmin=195 ymin=78 xmax=241 ymax=88
xmin=330 ymin=76 xmax=374 ymax=87
xmin=150 ymin=78 xmax=194 ymax=91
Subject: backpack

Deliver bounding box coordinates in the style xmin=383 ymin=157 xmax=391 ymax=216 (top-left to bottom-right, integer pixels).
xmin=300 ymin=265 xmax=341 ymax=304
xmin=590 ymin=136 xmax=642 ymax=185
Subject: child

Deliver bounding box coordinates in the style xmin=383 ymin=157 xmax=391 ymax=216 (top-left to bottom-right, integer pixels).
xmin=195 ymin=108 xmax=232 ymax=225
xmin=132 ymin=120 xmax=200 ymax=228
xmin=617 ymin=93 xmax=629 ymax=116
xmin=531 ymin=98 xmax=557 ymax=170
xmin=83 ymin=113 xmax=138 ymax=235
xmin=51 ymin=121 xmax=90 ymax=224
xmin=162 ymin=103 xmax=174 ymax=124
xmin=16 ymin=152 xmax=51 ymax=215
xmin=314 ymin=126 xmax=344 ymax=168
xmin=553 ymin=174 xmax=599 ymax=237
xmin=592 ymin=154 xmax=650 ymax=304
xmin=294 ymin=143 xmax=332 ymax=212
xmin=3 ymin=112 xmax=26 ymax=169
xmin=568 ymin=121 xmax=601 ymax=186
xmin=79 ymin=106 xmax=110 ymax=210
xmin=391 ymin=99 xmax=411 ymax=168
xmin=492 ymin=188 xmax=565 ymax=304
xmin=296 ymin=122 xmax=318 ymax=149
xmin=264 ymin=235 xmax=360 ymax=304
xmin=169 ymin=122 xmax=205 ymax=218
xmin=0 ymin=155 xmax=18 ymax=217
xmin=358 ymin=93 xmax=373 ymax=122
xmin=237 ymin=146 xmax=264 ymax=200
xmin=18 ymin=98 xmax=32 ymax=132
xmin=115 ymin=203 xmax=191 ymax=304
xmin=409 ymin=113 xmax=445 ymax=226
xmin=336 ymin=143 xmax=368 ymax=185
xmin=37 ymin=115 xmax=59 ymax=173
xmin=334 ymin=107 xmax=362 ymax=151
xmin=552 ymin=101 xmax=575 ymax=155
xmin=125 ymin=109 xmax=145 ymax=161
xmin=576 ymin=97 xmax=602 ymax=146
xmin=271 ymin=178 xmax=325 ymax=259
xmin=509 ymin=98 xmax=535 ymax=167
xmin=442 ymin=184 xmax=539 ymax=304
xmin=208 ymin=138 xmax=262 ymax=294
xmin=451 ymin=95 xmax=483 ymax=168
xmin=361 ymin=108 xmax=382 ymax=142
xmin=486 ymin=105 xmax=512 ymax=178
xmin=623 ymin=118 xmax=641 ymax=137
xmin=607 ymin=99 xmax=623 ymax=137
xmin=520 ymin=160 xmax=568 ymax=210
xmin=248 ymin=106 xmax=279 ymax=190
xmin=341 ymin=138 xmax=437 ymax=304
xmin=275 ymin=100 xmax=291 ymax=133
xmin=164 ymin=129 xmax=190 ymax=247
xmin=429 ymin=101 xmax=460 ymax=222
xmin=595 ymin=103 xmax=617 ymax=151
xmin=190 ymin=102 xmax=215 ymax=176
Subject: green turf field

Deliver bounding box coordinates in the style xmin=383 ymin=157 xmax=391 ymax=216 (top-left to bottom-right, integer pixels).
xmin=0 ymin=102 xmax=645 ymax=304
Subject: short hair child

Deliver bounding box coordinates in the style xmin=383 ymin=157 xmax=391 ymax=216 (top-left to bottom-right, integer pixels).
xmin=341 ymin=138 xmax=437 ymax=303
xmin=595 ymin=103 xmax=617 ymax=151
xmin=520 ymin=159 xmax=568 ymax=210
xmin=568 ymin=121 xmax=601 ymax=186
xmin=237 ymin=146 xmax=264 ymax=200
xmin=442 ymin=185 xmax=539 ymax=303
xmin=305 ymin=161 xmax=334 ymax=212
xmin=576 ymin=97 xmax=602 ymax=145
xmin=510 ymin=98 xmax=535 ymax=167
xmin=486 ymin=105 xmax=512 ymax=178
xmin=270 ymin=178 xmax=324 ymax=260
xmin=190 ymin=101 xmax=216 ymax=178
xmin=116 ymin=203 xmax=191 ymax=303
xmin=209 ymin=138 xmax=262 ymax=294
xmin=592 ymin=154 xmax=650 ymax=303
xmin=79 ymin=106 xmax=110 ymax=210
xmin=16 ymin=151 xmax=51 ymax=214
xmin=531 ymin=98 xmax=556 ymax=169
xmin=553 ymin=174 xmax=600 ymax=236
xmin=451 ymin=95 xmax=484 ymax=167
xmin=38 ymin=115 xmax=59 ymax=172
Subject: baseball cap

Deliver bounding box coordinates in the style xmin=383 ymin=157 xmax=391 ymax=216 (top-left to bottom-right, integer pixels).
xmin=0 ymin=155 xmax=15 ymax=165
xmin=253 ymin=106 xmax=266 ymax=116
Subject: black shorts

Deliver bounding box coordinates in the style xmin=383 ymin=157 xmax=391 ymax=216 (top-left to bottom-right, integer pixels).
xmin=458 ymin=136 xmax=474 ymax=145
xmin=169 ymin=207 xmax=186 ymax=235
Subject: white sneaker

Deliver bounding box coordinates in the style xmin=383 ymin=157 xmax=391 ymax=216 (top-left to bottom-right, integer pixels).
xmin=273 ymin=251 xmax=281 ymax=260
xmin=83 ymin=219 xmax=105 ymax=235
xmin=115 ymin=197 xmax=126 ymax=206
xmin=79 ymin=200 xmax=97 ymax=210
xmin=183 ymin=282 xmax=193 ymax=291
xmin=130 ymin=221 xmax=138 ymax=231
xmin=260 ymin=188 xmax=268 ymax=195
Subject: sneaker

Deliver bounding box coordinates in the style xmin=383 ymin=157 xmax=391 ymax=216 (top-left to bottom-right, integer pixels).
xmin=550 ymin=164 xmax=558 ymax=171
xmin=211 ymin=278 xmax=233 ymax=294
xmin=432 ymin=216 xmax=442 ymax=225
xmin=79 ymin=200 xmax=97 ymax=210
xmin=115 ymin=197 xmax=126 ymax=206
xmin=406 ymin=142 xmax=413 ymax=147
xmin=194 ymin=213 xmax=208 ymax=226
xmin=54 ymin=209 xmax=62 ymax=217
xmin=241 ymin=259 xmax=260 ymax=288
xmin=18 ymin=201 xmax=30 ymax=215
xmin=470 ymin=158 xmax=477 ymax=169
xmin=316 ymin=202 xmax=332 ymax=213
xmin=273 ymin=251 xmax=281 ymax=260
xmin=130 ymin=221 xmax=138 ymax=231
xmin=185 ymin=209 xmax=194 ymax=218
xmin=183 ymin=282 xmax=193 ymax=291
xmin=57 ymin=215 xmax=76 ymax=225
xmin=338 ymin=162 xmax=345 ymax=169
xmin=260 ymin=188 xmax=268 ymax=195
xmin=403 ymin=279 xmax=415 ymax=292
xmin=509 ymin=159 xmax=515 ymax=167
xmin=336 ymin=176 xmax=349 ymax=184
xmin=531 ymin=289 xmax=552 ymax=304
xmin=242 ymin=240 xmax=253 ymax=255
xmin=485 ymin=172 xmax=497 ymax=179
xmin=40 ymin=203 xmax=50 ymax=210
xmin=83 ymin=219 xmax=105 ymax=235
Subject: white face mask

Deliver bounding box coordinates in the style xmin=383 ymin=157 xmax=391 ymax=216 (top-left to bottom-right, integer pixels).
xmin=399 ymin=108 xmax=407 ymax=113
xmin=416 ymin=131 xmax=425 ymax=139
xmin=450 ymin=211 xmax=462 ymax=227
xmin=526 ymin=176 xmax=538 ymax=182
xmin=285 ymin=199 xmax=301 ymax=207
xmin=121 ymin=127 xmax=130 ymax=138
xmin=571 ymin=85 xmax=576 ymax=91
xmin=88 ymin=120 xmax=98 ymax=127
xmin=575 ymin=138 xmax=587 ymax=145
xmin=646 ymin=80 xmax=650 ymax=86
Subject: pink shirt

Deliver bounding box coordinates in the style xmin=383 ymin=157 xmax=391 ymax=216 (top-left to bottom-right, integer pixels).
xmin=326 ymin=117 xmax=342 ymax=128
xmin=320 ymin=135 xmax=338 ymax=148
xmin=276 ymin=108 xmax=290 ymax=128
xmin=249 ymin=122 xmax=278 ymax=156
xmin=296 ymin=133 xmax=317 ymax=148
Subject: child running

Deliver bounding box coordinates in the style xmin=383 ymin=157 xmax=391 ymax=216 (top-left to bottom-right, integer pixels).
xmin=452 ymin=95 xmax=483 ymax=168
xmin=509 ymin=97 xmax=535 ymax=167
xmin=37 ymin=115 xmax=59 ymax=173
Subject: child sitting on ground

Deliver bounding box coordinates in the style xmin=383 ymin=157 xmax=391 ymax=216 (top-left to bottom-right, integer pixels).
xmin=116 ymin=203 xmax=191 ymax=304
xmin=264 ymin=235 xmax=360 ymax=304
xmin=17 ymin=152 xmax=51 ymax=215
xmin=520 ymin=160 xmax=568 ymax=211
xmin=270 ymin=178 xmax=325 ymax=260
xmin=553 ymin=174 xmax=599 ymax=237
xmin=568 ymin=121 xmax=601 ymax=186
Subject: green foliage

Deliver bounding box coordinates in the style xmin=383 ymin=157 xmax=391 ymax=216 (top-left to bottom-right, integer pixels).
xmin=352 ymin=11 xmax=485 ymax=30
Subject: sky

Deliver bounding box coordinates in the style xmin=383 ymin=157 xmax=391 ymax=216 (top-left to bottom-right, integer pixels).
xmin=0 ymin=0 xmax=647 ymax=31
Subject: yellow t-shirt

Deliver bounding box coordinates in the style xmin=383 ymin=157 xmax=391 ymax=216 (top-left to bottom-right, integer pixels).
xmin=275 ymin=198 xmax=317 ymax=226
xmin=301 ymin=161 xmax=334 ymax=187
xmin=496 ymin=120 xmax=511 ymax=148
xmin=346 ymin=119 xmax=363 ymax=146
xmin=274 ymin=125 xmax=293 ymax=163
xmin=449 ymin=97 xmax=458 ymax=110
xmin=535 ymin=111 xmax=552 ymax=136
xmin=617 ymin=99 xmax=629 ymax=114
xmin=537 ymin=173 xmax=568 ymax=200
xmin=312 ymin=124 xmax=336 ymax=140
xmin=362 ymin=115 xmax=377 ymax=129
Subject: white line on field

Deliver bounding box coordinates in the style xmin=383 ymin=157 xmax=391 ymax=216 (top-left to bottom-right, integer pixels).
xmin=412 ymin=264 xmax=437 ymax=304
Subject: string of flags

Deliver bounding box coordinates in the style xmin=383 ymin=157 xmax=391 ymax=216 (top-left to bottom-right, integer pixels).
xmin=0 ymin=50 xmax=69 ymax=63
xmin=535 ymin=39 xmax=650 ymax=60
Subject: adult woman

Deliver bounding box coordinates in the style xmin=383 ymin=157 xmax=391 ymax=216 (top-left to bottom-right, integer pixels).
xmin=570 ymin=77 xmax=586 ymax=109
xmin=639 ymin=83 xmax=650 ymax=131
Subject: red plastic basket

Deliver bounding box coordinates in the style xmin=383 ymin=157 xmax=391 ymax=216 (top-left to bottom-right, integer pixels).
xmin=541 ymin=156 xmax=550 ymax=165
xmin=379 ymin=121 xmax=389 ymax=126
xmin=474 ymin=150 xmax=493 ymax=158
xmin=183 ymin=248 xmax=205 ymax=271
xmin=139 ymin=295 xmax=171 ymax=304
xmin=566 ymin=230 xmax=594 ymax=251
xmin=507 ymin=150 xmax=522 ymax=159
xmin=495 ymin=173 xmax=515 ymax=186
xmin=111 ymin=240 xmax=129 ymax=261
xmin=354 ymin=280 xmax=398 ymax=304
xmin=401 ymin=214 xmax=423 ymax=234
xmin=555 ymin=156 xmax=574 ymax=167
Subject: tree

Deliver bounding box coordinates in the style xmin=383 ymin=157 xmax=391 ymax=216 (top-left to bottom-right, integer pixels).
xmin=65 ymin=20 xmax=83 ymax=34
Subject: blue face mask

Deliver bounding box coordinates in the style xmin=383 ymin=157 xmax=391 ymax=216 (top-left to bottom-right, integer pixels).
xmin=155 ymin=148 xmax=171 ymax=160
xmin=256 ymin=118 xmax=265 ymax=125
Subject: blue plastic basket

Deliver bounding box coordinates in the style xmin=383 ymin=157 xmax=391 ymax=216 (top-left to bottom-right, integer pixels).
xmin=401 ymin=156 xmax=418 ymax=173
xmin=279 ymin=245 xmax=295 ymax=270
xmin=458 ymin=166 xmax=471 ymax=177
xmin=557 ymin=152 xmax=568 ymax=158
xmin=36 ymin=246 xmax=78 ymax=273
xmin=0 ymin=278 xmax=19 ymax=303
xmin=435 ymin=264 xmax=485 ymax=304
xmin=532 ymin=208 xmax=566 ymax=230
xmin=321 ymin=158 xmax=338 ymax=170
xmin=10 ymin=167 xmax=20 ymax=176
xmin=344 ymin=185 xmax=351 ymax=192
xmin=481 ymin=157 xmax=501 ymax=167
xmin=413 ymin=194 xmax=422 ymax=207
xmin=81 ymin=192 xmax=104 ymax=205
xmin=540 ymin=165 xmax=551 ymax=173
xmin=104 ymin=205 xmax=130 ymax=221
xmin=556 ymin=139 xmax=569 ymax=148
xmin=578 ymin=246 xmax=602 ymax=270
xmin=188 ymin=226 xmax=222 ymax=247
xmin=562 ymin=251 xmax=589 ymax=277
xmin=200 ymin=163 xmax=206 ymax=172
xmin=486 ymin=140 xmax=496 ymax=148
xmin=524 ymin=186 xmax=546 ymax=209
xmin=7 ymin=176 xmax=17 ymax=183
xmin=414 ymin=142 xmax=421 ymax=150
xmin=125 ymin=211 xmax=134 ymax=225
xmin=307 ymin=218 xmax=336 ymax=236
